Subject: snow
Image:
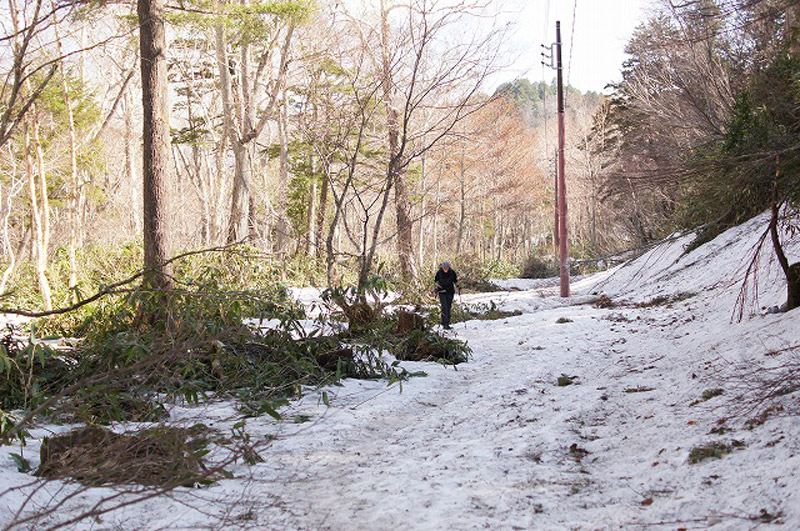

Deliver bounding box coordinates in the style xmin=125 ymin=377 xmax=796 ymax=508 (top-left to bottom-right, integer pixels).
xmin=491 ymin=273 xmax=595 ymax=292
xmin=2 ymin=213 xmax=799 ymax=530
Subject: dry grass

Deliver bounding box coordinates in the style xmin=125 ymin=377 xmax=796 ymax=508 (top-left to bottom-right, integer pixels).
xmin=37 ymin=425 xmax=213 ymax=487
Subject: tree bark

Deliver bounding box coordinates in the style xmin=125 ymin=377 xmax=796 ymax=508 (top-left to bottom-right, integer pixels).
xmin=770 ymin=166 xmax=798 ymax=311
xmin=55 ymin=44 xmax=79 ymax=292
xmin=123 ymin=91 xmax=142 ymax=235
xmin=52 ymin=9 xmax=79 ymax=293
xmin=226 ymin=118 xmax=251 ymax=243
xmin=242 ymin=39 xmax=260 ymax=243
xmin=456 ymin=151 xmax=466 ymax=255
xmin=769 ymin=201 xmax=798 ymax=311
xmin=24 ymin=119 xmax=52 ymax=310
xmin=433 ymin=178 xmax=440 ymax=266
xmin=214 ymin=21 xmax=248 ymax=244
xmin=276 ymin=93 xmax=290 ymax=252
xmin=29 ymin=103 xmax=49 ymax=255
xmin=138 ymin=0 xmax=172 ymax=291
xmin=315 ymin=164 xmax=329 ymax=259
xmin=785 ymin=2 xmax=800 ymax=56
xmin=0 ymin=151 xmax=22 ymax=295
xmin=380 ymin=0 xmax=417 ymax=281
xmin=218 ymin=10 xmax=294 ymax=244
xmin=417 ymin=150 xmax=426 ymax=268
xmin=306 ymin=157 xmax=318 ymax=256
xmin=196 ymin=144 xmax=212 ymax=246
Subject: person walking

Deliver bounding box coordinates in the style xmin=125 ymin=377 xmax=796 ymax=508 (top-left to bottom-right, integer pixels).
xmin=434 ymin=260 xmax=459 ymax=330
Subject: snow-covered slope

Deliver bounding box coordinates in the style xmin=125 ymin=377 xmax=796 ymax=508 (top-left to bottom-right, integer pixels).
xmin=590 ymin=212 xmax=798 ymax=309
xmin=1 ymin=213 xmax=799 ymax=530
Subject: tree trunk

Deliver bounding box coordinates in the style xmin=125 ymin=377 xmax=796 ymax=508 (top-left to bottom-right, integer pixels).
xmin=212 ymin=132 xmax=227 ymax=246
xmin=785 ymin=3 xmax=800 ymax=56
xmin=138 ymin=0 xmax=172 ymax=291
xmin=227 ymin=31 xmax=254 ymax=244
xmin=53 ymin=12 xmax=79 ymax=292
xmin=479 ymin=188 xmax=486 ymax=262
xmin=227 ymin=141 xmax=251 ymax=243
xmin=380 ymin=0 xmax=416 ymax=281
xmin=417 ymin=151 xmax=426 ymax=268
xmin=30 ymin=103 xmax=49 ymax=256
xmin=497 ymin=209 xmax=504 ymax=261
xmin=194 ymin=144 xmax=212 ymax=245
xmin=456 ymin=152 xmax=466 ymax=255
xmin=276 ymin=94 xmax=290 ymax=252
xmin=0 ymin=165 xmax=21 ymax=295
xmin=215 ymin=21 xmax=247 ymax=244
xmin=306 ymin=160 xmax=318 ymax=257
xmin=492 ymin=198 xmax=499 ymax=260
xmin=242 ymin=41 xmax=260 ymax=244
xmin=124 ymin=91 xmax=142 ymax=235
xmin=326 ymin=120 xmax=367 ymax=289
xmin=433 ymin=178 xmax=440 ymax=266
xmin=769 ymin=192 xmax=798 ymax=311
xmin=315 ymin=165 xmax=329 ymax=258
xmin=24 ymin=119 xmax=52 ymax=310
xmin=18 ymin=222 xmax=32 ymax=262
xmin=769 ymin=203 xmax=798 ymax=311
xmin=393 ymin=167 xmax=416 ymax=277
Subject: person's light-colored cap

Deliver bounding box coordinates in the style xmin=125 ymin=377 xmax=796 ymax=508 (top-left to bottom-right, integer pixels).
xmin=441 ymin=261 xmax=451 ymax=267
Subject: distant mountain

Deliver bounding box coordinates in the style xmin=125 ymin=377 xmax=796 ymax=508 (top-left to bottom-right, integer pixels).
xmin=493 ymin=79 xmax=602 ymax=127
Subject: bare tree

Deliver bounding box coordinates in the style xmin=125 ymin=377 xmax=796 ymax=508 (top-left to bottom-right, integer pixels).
xmin=342 ymin=0 xmax=508 ymax=285
xmin=210 ymin=1 xmax=302 ymax=243
xmin=0 ymin=143 xmax=24 ymax=294
xmin=0 ymin=0 xmax=58 ymax=150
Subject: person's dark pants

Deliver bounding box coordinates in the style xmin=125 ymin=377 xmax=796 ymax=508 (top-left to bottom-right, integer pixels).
xmin=439 ymin=291 xmax=454 ymax=327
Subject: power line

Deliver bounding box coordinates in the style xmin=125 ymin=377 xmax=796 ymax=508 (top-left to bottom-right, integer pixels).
xmin=542 ymin=0 xmax=551 ymax=155
xmin=544 ymin=0 xmax=551 ymax=42
xmin=566 ymin=0 xmax=577 ymax=107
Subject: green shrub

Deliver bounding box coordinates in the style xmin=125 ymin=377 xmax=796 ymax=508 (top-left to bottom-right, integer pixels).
xmin=391 ymin=329 xmax=471 ymax=365
xmin=453 ymin=255 xmax=518 ymax=292
xmin=451 ymin=301 xmax=522 ymax=323
xmin=635 ymin=292 xmax=696 ymax=308
xmin=522 ymin=255 xmax=586 ymax=279
xmin=557 ymin=374 xmax=576 ymax=386
xmin=522 ymin=256 xmax=559 ymax=279
xmin=688 ymin=442 xmax=732 ymax=464
xmin=701 ymin=388 xmax=725 ymax=401
xmin=0 ymin=326 xmax=71 ymax=412
xmin=1 ymin=250 xmax=470 ymax=435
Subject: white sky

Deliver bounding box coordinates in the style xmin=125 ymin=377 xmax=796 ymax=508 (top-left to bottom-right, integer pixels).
xmin=492 ymin=0 xmax=654 ymax=93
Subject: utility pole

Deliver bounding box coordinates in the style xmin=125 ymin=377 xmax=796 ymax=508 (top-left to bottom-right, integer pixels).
xmin=555 ymin=21 xmax=569 ymax=297
xmin=543 ymin=21 xmax=570 ymax=297
xmin=553 ymin=148 xmax=559 ymax=257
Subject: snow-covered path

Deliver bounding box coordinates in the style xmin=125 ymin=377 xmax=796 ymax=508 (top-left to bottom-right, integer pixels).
xmin=216 ymin=215 xmax=800 ymax=530
xmin=2 ymin=213 xmax=799 ymax=530
xmin=238 ymin=297 xmax=797 ymax=530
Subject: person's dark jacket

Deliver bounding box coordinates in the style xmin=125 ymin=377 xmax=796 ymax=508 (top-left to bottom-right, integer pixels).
xmin=435 ymin=268 xmax=458 ymax=295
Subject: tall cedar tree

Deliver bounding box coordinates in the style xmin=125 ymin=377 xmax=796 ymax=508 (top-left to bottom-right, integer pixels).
xmin=139 ymin=0 xmax=172 ymax=292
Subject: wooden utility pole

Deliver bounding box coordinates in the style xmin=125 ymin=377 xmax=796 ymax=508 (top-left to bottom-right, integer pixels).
xmin=553 ymin=148 xmax=559 ymax=256
xmin=555 ymin=21 xmax=570 ymax=297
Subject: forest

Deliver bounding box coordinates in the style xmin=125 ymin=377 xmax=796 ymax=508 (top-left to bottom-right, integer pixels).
xmin=1 ymin=0 xmax=799 ymax=528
